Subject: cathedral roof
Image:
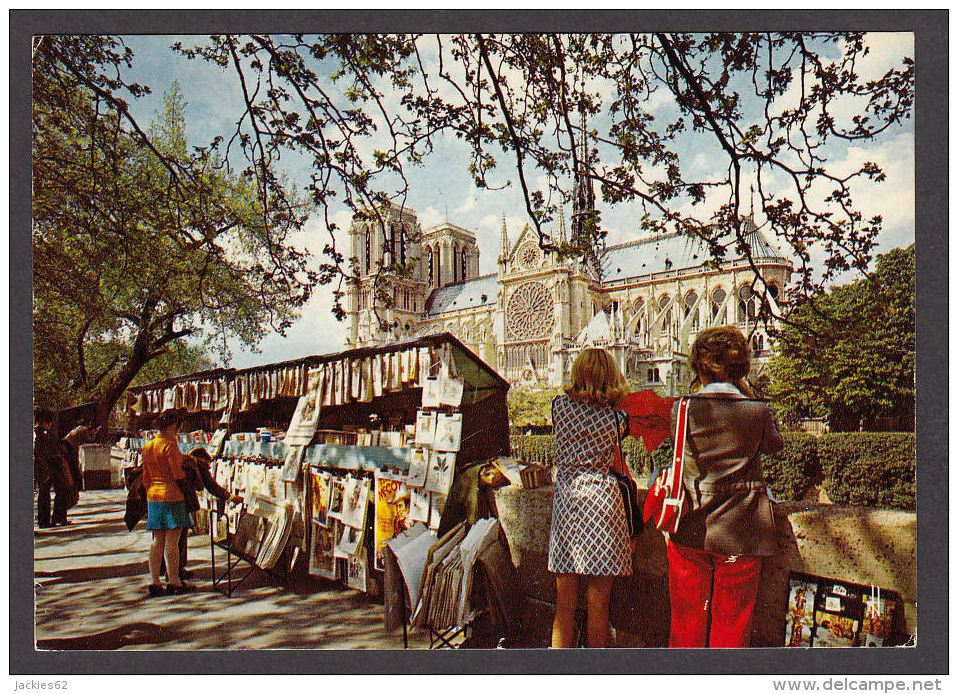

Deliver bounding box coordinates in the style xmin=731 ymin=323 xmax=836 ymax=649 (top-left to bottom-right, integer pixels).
xmin=425 ymin=274 xmax=499 ymax=316
xmin=600 ymin=219 xmax=789 ymax=282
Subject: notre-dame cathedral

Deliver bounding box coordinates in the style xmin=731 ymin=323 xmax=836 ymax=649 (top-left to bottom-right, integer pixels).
xmin=345 ymin=166 xmax=792 ymax=394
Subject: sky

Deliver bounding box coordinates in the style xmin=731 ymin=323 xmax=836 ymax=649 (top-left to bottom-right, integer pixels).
xmin=118 ymin=32 xmax=915 ymax=369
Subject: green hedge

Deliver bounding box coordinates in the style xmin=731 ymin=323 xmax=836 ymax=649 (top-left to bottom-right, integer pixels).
xmin=509 ymin=432 xmax=915 ymax=510
xmin=762 ymin=433 xmax=820 ymax=501
xmin=818 ymin=433 xmax=916 ymax=511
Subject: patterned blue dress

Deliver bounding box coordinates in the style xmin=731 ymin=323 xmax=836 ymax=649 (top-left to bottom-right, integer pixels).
xmin=548 ymin=395 xmax=632 ymax=576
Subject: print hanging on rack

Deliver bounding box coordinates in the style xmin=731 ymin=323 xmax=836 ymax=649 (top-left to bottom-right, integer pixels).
xmin=345 ymin=548 xmax=368 ymax=592
xmin=280 ymin=445 xmax=307 ymax=483
xmin=439 ymin=374 xmax=464 ymax=408
xmin=374 ymin=471 xmax=412 ymax=572
xmin=286 ymin=366 xmax=325 ymax=446
xmin=433 ymin=413 xmax=463 ymax=452
xmin=415 ymin=410 xmax=437 ymax=447
xmin=308 ymin=522 xmax=339 ymax=580
xmin=406 ymin=447 xmax=429 ymax=488
xmin=421 ymin=376 xmax=442 ymax=409
xmin=424 ymin=450 xmax=456 ymax=495
xmin=428 ymin=492 xmax=446 ymax=531
xmin=327 ymin=476 xmax=347 ymax=522
xmin=408 ymin=487 xmax=430 ymax=524
xmin=310 ymin=469 xmax=331 ymax=528
xmin=334 ymin=522 xmax=365 ymax=559
xmin=340 ymin=476 xmax=370 ymax=530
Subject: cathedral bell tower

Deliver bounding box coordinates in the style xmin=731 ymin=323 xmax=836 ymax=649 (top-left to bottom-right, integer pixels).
xmin=345 ymin=202 xmax=426 ymax=347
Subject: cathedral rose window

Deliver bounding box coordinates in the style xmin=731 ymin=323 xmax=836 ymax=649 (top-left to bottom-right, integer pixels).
xmin=506 ymin=281 xmax=554 ymax=340
xmin=516 ymin=240 xmax=541 ymax=269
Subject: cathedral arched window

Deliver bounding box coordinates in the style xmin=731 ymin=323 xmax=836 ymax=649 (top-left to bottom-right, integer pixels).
xmin=658 ymin=294 xmax=672 ymax=328
xmin=738 ymin=284 xmax=757 ymax=322
xmin=400 ymin=225 xmax=407 ymax=265
xmin=685 ymin=290 xmax=699 ymax=329
xmin=768 ymin=283 xmax=780 ymax=300
xmin=632 ymin=297 xmax=645 ymax=336
xmin=711 ymin=288 xmax=726 ymax=319
xmin=435 ymin=246 xmax=441 ymax=286
xmin=461 ymin=247 xmax=468 ymax=282
xmin=427 ymin=247 xmax=434 ymax=285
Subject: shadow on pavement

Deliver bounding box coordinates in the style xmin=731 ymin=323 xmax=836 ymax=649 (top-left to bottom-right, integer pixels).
xmin=37 ymin=622 xmax=179 ymax=650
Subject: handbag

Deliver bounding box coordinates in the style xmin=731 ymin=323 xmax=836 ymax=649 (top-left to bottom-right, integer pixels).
xmin=614 ymin=469 xmax=642 ymax=537
xmin=642 ymin=396 xmax=691 ymax=533
xmin=612 ymin=411 xmax=643 ymax=537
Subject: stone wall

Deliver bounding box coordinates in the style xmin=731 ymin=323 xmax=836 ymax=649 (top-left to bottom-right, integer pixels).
xmin=493 ymin=485 xmax=915 ymax=648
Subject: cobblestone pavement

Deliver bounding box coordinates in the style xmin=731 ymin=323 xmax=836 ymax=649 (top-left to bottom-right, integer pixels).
xmin=34 ymin=488 xmax=431 ymax=650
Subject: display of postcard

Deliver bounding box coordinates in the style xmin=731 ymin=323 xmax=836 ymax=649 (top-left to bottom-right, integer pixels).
xmin=425 ymin=450 xmax=457 ymax=494
xmin=345 ymin=548 xmax=369 ymax=592
xmin=433 ymin=412 xmax=463 ymax=452
xmin=340 ymin=476 xmax=370 ymax=529
xmin=199 ymin=383 xmax=213 ymax=410
xmin=428 ymin=492 xmax=446 ymax=531
xmin=415 ymin=410 xmax=436 ymax=446
xmin=374 ymin=471 xmax=412 ymax=571
xmin=439 ymin=375 xmax=464 ymax=408
xmin=334 ymin=522 xmax=364 ymax=559
xmin=308 ymin=522 xmax=339 ymax=580
xmin=812 ymin=610 xmax=860 ymax=647
xmin=421 ymin=376 xmax=442 ymax=408
xmin=406 ymin=447 xmax=429 ymax=488
xmin=408 ymin=487 xmax=431 ymax=524
xmin=327 ymin=476 xmax=346 ymax=521
xmin=280 ymin=445 xmax=306 ymax=483
xmin=861 ymin=592 xmax=896 ymax=647
xmin=209 ymin=428 xmax=228 ymax=457
xmin=285 ymin=366 xmax=324 ymax=446
xmin=310 ymin=469 xmax=331 ymax=527
xmin=785 ymin=577 xmax=818 ymax=647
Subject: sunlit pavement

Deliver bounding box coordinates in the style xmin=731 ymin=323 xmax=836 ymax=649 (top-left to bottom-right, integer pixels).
xmin=34 ymin=488 xmax=431 ymax=650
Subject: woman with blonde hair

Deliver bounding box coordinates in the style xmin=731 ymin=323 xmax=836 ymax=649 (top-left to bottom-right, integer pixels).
xmin=548 ymin=347 xmax=631 ymax=648
xmin=666 ymin=326 xmax=783 ymax=647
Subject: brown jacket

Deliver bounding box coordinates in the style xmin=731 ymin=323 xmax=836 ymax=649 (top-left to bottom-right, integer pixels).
xmin=670 ymin=384 xmax=784 ymax=556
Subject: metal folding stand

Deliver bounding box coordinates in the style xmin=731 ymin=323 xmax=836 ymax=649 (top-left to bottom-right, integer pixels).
xmin=209 ymin=509 xmax=256 ymax=597
xmin=427 ymin=611 xmax=484 ymax=649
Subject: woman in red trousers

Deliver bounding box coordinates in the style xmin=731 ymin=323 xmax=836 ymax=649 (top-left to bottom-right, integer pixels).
xmin=666 ymin=326 xmax=783 ymax=647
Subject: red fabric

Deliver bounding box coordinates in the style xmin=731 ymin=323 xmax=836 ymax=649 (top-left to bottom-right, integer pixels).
xmin=617 ymin=390 xmax=676 ymax=453
xmin=667 ymin=540 xmax=762 ymax=648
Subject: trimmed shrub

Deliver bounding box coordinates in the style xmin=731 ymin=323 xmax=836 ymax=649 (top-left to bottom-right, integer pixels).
xmin=509 ymin=434 xmax=651 ymax=476
xmin=509 ymin=435 xmax=554 ymax=466
xmin=762 ymin=433 xmax=820 ymax=501
xmin=509 ymin=431 xmax=915 ymax=511
xmin=819 ymin=433 xmax=915 ymax=510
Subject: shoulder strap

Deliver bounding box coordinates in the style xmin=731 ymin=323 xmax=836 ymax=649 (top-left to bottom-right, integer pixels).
xmin=666 ymin=397 xmax=691 ymax=493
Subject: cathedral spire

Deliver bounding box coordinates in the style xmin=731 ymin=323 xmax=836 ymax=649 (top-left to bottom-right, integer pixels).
xmin=557 ymin=206 xmax=567 ymax=244
xmin=571 ymin=98 xmax=602 ymax=278
xmin=498 ymin=213 xmax=509 ymax=263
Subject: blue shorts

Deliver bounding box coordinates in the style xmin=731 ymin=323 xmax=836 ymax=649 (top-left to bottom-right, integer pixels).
xmin=146 ymin=500 xmax=192 ymax=530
